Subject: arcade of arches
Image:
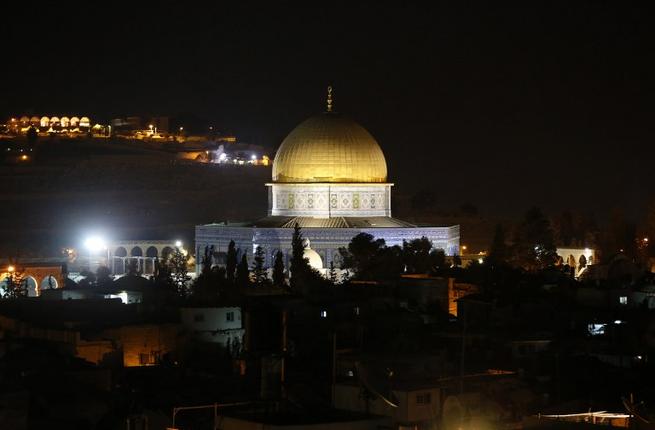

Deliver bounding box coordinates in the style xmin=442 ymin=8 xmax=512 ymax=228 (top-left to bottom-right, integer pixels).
xmin=556 ymin=247 xmax=595 ymax=277
xmin=108 ymin=240 xmax=179 ymax=275
xmin=1 ymin=263 xmax=66 ymax=297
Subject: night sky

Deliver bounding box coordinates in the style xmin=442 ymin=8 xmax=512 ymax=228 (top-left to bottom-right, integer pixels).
xmin=3 ymin=2 xmax=654 ymax=219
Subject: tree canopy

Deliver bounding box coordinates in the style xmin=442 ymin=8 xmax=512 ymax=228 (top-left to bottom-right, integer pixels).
xmin=511 ymin=207 xmax=557 ymax=271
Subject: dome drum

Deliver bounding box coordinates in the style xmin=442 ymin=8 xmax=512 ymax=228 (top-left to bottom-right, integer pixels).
xmin=267 ymin=183 xmax=392 ymax=218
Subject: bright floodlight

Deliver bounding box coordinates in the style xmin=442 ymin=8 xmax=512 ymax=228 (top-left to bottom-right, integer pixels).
xmin=251 ymin=154 xmax=257 ymax=160
xmin=84 ymin=236 xmax=106 ymax=252
xmin=175 ymin=240 xmax=182 ymax=248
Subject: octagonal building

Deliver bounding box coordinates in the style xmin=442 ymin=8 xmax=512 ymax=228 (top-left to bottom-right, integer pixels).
xmin=195 ymin=90 xmax=460 ymax=272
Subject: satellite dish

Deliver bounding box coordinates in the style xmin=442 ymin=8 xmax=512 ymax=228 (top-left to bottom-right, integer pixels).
xmin=355 ymin=361 xmax=399 ymax=408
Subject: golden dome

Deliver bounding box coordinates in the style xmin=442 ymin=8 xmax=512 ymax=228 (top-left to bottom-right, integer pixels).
xmin=272 ymin=113 xmax=387 ymax=183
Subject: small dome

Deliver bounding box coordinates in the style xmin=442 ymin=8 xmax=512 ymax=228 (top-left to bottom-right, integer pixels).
xmin=303 ymin=248 xmax=323 ymax=270
xmin=272 ymin=113 xmax=387 ymax=183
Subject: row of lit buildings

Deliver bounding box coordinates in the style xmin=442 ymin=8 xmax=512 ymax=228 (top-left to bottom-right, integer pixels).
xmin=5 ymin=115 xmax=92 ymax=133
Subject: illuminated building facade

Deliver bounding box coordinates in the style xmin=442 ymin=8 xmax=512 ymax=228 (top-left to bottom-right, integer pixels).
xmin=0 ymin=262 xmax=66 ymax=297
xmin=195 ymin=89 xmax=460 ymax=272
xmin=4 ymin=115 xmax=92 ymax=134
xmin=107 ymin=240 xmax=182 ymax=275
xmin=556 ymin=247 xmax=596 ymax=277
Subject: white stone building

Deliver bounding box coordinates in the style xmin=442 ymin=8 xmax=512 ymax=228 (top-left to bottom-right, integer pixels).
xmin=180 ymin=306 xmax=244 ymax=348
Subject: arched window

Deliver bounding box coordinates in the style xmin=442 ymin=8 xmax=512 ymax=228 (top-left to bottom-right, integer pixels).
xmin=146 ymin=246 xmax=158 ymax=258
xmin=41 ymin=275 xmax=59 ymax=290
xmin=70 ymin=116 xmax=80 ymax=127
xmin=60 ymin=116 xmax=70 ymax=128
xmin=131 ymin=246 xmax=143 ymax=257
xmin=23 ymin=276 xmax=38 ymax=297
xmin=161 ymin=246 xmax=174 ymax=259
xmin=40 ymin=116 xmax=50 ymax=128
xmin=115 ymin=247 xmax=128 ymax=257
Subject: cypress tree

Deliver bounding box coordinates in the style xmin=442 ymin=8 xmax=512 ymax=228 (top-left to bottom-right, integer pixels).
xmin=226 ymin=240 xmax=237 ymax=284
xmin=329 ymin=261 xmax=338 ymax=284
xmin=272 ymin=250 xmax=286 ymax=288
xmin=236 ymin=254 xmax=250 ymax=289
xmin=252 ymin=246 xmax=268 ymax=285
xmin=201 ymin=245 xmax=213 ymax=275
xmin=290 ymin=223 xmax=309 ymax=290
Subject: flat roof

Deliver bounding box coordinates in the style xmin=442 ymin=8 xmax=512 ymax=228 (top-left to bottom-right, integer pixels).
xmin=205 ymin=216 xmax=428 ymax=229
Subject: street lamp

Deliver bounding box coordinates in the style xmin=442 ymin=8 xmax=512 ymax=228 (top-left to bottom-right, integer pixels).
xmin=7 ymin=265 xmax=14 ymax=273
xmin=84 ymin=236 xmax=108 ymax=272
xmin=84 ymin=236 xmax=107 ymax=253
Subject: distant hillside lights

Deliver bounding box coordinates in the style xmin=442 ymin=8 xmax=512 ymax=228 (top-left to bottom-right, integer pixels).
xmin=4 ymin=115 xmax=96 ymax=135
xmin=213 ymin=147 xmax=270 ymax=166
xmin=216 ymin=153 xmax=269 ymax=166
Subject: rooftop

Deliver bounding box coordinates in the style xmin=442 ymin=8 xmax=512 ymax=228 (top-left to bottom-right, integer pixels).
xmin=205 ymin=216 xmax=419 ymax=229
